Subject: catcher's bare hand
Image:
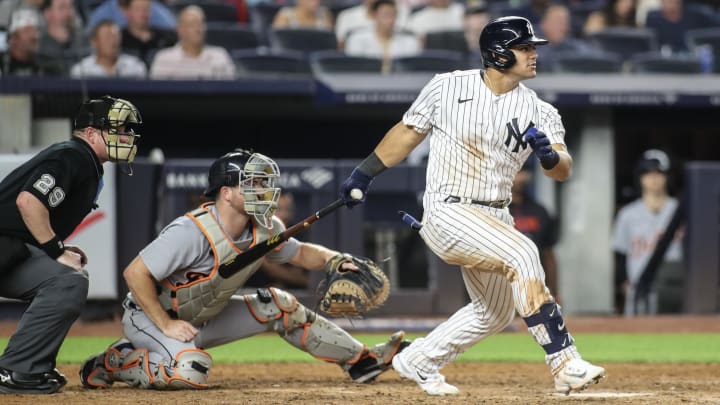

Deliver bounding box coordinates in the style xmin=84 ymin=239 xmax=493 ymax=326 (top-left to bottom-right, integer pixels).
xmin=163 ymin=319 xmax=198 ymax=342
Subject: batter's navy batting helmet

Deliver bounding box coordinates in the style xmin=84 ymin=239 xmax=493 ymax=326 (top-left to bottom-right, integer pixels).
xmin=479 ymin=16 xmax=548 ymax=71
xmin=204 ymin=149 xmax=281 ymax=229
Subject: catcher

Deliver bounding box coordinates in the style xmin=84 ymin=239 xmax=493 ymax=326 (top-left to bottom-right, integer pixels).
xmin=80 ymin=149 xmax=403 ymax=390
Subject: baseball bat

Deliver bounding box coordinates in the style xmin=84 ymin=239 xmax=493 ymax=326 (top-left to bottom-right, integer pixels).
xmin=218 ymin=190 xmax=361 ymax=278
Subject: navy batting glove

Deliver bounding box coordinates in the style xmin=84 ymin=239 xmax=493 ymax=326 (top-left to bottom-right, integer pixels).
xmin=340 ymin=168 xmax=373 ymax=207
xmin=524 ymin=128 xmax=560 ymax=170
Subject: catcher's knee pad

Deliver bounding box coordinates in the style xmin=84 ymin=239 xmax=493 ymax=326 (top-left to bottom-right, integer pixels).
xmin=154 ymin=349 xmax=213 ymax=390
xmin=523 ymin=302 xmax=574 ymax=355
xmin=245 ymin=287 xmax=308 ymax=332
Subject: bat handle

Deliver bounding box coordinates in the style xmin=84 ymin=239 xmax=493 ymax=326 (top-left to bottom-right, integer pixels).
xmin=316 ymin=199 xmax=345 ymax=218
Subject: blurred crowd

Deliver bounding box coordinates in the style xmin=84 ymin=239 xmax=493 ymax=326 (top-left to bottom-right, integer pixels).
xmin=0 ymin=0 xmax=719 ymax=78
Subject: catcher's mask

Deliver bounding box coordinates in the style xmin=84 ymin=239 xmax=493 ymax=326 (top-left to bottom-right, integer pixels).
xmin=74 ymin=95 xmax=142 ymax=174
xmin=479 ymin=16 xmax=548 ymax=71
xmin=204 ymin=149 xmax=281 ymax=229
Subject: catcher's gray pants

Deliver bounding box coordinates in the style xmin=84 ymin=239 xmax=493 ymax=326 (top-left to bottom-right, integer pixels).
xmin=0 ymin=245 xmax=89 ymax=374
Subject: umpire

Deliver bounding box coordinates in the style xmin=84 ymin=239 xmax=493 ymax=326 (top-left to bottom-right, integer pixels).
xmin=0 ymin=95 xmax=142 ymax=394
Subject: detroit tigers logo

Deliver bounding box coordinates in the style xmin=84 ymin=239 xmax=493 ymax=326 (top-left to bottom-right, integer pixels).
xmin=504 ymin=118 xmax=535 ymax=153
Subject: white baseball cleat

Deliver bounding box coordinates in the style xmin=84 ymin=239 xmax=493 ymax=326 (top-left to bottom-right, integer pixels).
xmin=392 ymin=354 xmax=459 ymax=396
xmin=554 ymin=358 xmax=606 ymax=395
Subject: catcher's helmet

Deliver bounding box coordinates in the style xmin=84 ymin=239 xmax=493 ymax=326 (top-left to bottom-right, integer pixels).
xmin=479 ymin=16 xmax=548 ymax=70
xmin=74 ymin=95 xmax=142 ymax=164
xmin=204 ymin=149 xmax=281 ymax=229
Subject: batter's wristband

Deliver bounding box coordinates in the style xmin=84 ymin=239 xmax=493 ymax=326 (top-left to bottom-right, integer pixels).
xmin=40 ymin=236 xmax=65 ymax=259
xmin=356 ymin=152 xmax=387 ymax=177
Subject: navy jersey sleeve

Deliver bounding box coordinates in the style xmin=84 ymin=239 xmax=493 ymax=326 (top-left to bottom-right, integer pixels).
xmin=21 ymin=149 xmax=81 ymax=211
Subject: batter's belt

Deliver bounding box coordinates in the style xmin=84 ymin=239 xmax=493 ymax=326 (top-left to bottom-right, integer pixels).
xmin=444 ymin=195 xmax=510 ymax=209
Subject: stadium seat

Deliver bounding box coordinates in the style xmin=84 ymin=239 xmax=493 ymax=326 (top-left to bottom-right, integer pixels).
xmin=587 ymin=27 xmax=658 ymax=60
xmin=249 ymin=3 xmax=284 ymax=43
xmin=392 ymin=50 xmax=466 ymax=73
xmin=206 ymin=26 xmax=260 ymax=51
xmin=232 ymin=48 xmax=311 ymax=77
xmin=309 ymin=50 xmax=382 ymax=74
xmin=686 ymin=27 xmax=720 ymax=73
xmin=270 ymin=28 xmax=338 ymax=54
xmin=172 ymin=2 xmax=239 ymax=23
xmin=630 ymin=52 xmax=702 ymax=74
xmin=551 ymin=51 xmax=623 ymax=73
xmin=424 ymin=31 xmax=469 ymax=54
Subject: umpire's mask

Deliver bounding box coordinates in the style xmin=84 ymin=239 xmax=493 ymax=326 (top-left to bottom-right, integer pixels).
xmin=75 ymin=95 xmax=142 ymax=174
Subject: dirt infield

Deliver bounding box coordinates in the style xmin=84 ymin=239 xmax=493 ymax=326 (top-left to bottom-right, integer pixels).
xmin=1 ymin=316 xmax=719 ymax=404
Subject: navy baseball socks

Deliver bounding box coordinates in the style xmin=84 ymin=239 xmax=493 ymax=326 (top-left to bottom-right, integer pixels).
xmin=523 ymin=302 xmax=605 ymax=394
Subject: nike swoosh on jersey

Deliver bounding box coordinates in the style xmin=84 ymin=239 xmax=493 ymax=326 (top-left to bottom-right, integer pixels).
xmin=457 ymin=98 xmax=473 ymax=104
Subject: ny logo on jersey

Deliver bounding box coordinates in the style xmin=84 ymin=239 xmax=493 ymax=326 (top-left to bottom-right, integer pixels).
xmin=504 ymin=118 xmax=535 ymax=153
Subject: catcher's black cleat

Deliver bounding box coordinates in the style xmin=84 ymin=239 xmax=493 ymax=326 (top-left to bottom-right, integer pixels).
xmin=349 ymin=331 xmax=410 ymax=383
xmin=0 ymin=367 xmax=66 ymax=394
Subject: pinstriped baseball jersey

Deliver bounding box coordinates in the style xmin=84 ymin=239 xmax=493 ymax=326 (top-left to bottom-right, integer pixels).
xmin=395 ymin=69 xmax=563 ymax=377
xmin=403 ymin=69 xmax=565 ymax=204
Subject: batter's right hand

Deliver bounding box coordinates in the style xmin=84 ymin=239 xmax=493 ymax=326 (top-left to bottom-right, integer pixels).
xmin=340 ymin=168 xmax=372 ymax=207
xmin=163 ymin=319 xmax=199 ymax=342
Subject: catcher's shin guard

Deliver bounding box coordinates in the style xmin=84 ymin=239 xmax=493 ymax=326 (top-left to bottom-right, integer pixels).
xmin=347 ymin=330 xmax=410 ymax=383
xmin=245 ymin=288 xmax=365 ymax=363
xmin=80 ymin=339 xmax=135 ymax=389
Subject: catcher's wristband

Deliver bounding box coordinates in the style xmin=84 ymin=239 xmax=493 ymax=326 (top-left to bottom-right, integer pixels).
xmin=40 ymin=235 xmax=65 ymax=259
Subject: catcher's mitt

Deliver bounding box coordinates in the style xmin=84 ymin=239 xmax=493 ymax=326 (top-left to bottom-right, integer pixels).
xmin=317 ymin=253 xmax=390 ymax=317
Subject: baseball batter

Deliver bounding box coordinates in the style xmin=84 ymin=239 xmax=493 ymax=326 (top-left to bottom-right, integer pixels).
xmin=340 ymin=16 xmax=605 ymax=396
xmin=79 ymin=150 xmax=406 ymax=390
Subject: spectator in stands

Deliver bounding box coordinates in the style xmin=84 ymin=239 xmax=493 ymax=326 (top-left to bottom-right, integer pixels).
xmin=635 ymin=0 xmax=660 ymax=26
xmin=1 ymin=9 xmax=61 ymax=75
xmin=536 ymin=3 xmax=591 ymax=65
xmin=271 ymin=0 xmax=333 ymax=30
xmin=345 ymin=0 xmax=420 ymax=73
xmin=335 ymin=0 xmax=409 ymax=47
xmin=645 ymin=0 xmax=719 ymax=53
xmin=511 ymin=0 xmax=550 ymax=25
xmin=612 ymin=149 xmax=684 ymax=316
xmin=71 ymin=20 xmax=146 ymax=78
xmin=509 ymin=164 xmax=559 ymax=299
xmin=463 ymin=0 xmax=489 ymax=53
xmin=150 ymin=5 xmax=235 ymax=80
xmin=584 ymin=0 xmax=638 ymax=36
xmin=0 ymin=0 xmax=42 ymax=30
xmin=406 ymin=0 xmax=464 ymax=39
xmin=247 ymin=192 xmax=310 ymax=290
xmin=87 ymin=0 xmax=175 ymax=33
xmin=38 ymin=0 xmax=87 ymax=60
xmin=120 ymin=0 xmax=174 ymax=64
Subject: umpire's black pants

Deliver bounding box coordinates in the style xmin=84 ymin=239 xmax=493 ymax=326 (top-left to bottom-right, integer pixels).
xmin=0 ymin=245 xmax=89 ymax=374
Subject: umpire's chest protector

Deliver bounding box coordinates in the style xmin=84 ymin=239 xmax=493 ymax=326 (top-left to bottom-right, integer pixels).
xmin=158 ymin=203 xmax=270 ymax=326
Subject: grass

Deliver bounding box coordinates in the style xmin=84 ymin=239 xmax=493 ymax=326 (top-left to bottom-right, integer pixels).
xmin=2 ymin=333 xmax=719 ymax=364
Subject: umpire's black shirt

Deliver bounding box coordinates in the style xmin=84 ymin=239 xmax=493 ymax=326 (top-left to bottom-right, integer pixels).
xmin=0 ymin=137 xmax=104 ymax=244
